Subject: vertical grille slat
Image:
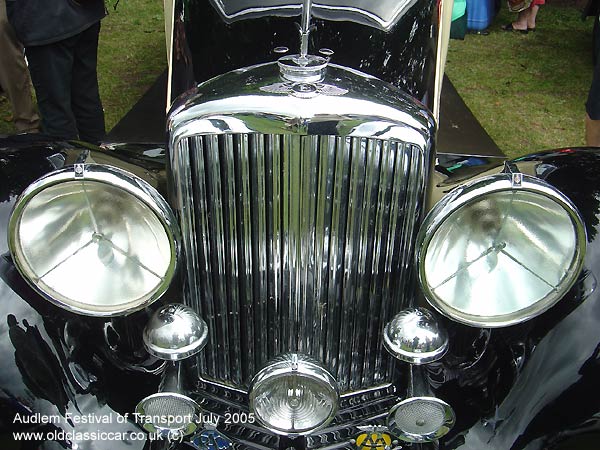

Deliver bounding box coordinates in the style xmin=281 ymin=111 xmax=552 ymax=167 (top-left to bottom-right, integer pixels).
xmin=189 ymin=136 xmax=216 ymax=377
xmin=339 ymin=136 xmax=366 ymax=387
xmin=314 ymin=135 xmax=336 ymax=362
xmin=175 ymin=133 xmax=425 ymax=392
xmin=301 ymin=136 xmax=319 ymax=357
xmin=206 ymin=135 xmax=231 ymax=381
xmin=363 ymin=139 xmax=394 ymax=386
xmin=267 ymin=135 xmax=283 ymax=360
xmin=325 ymin=136 xmax=350 ymax=380
xmin=250 ymin=134 xmax=268 ymax=375
xmin=351 ymin=138 xmax=383 ymax=389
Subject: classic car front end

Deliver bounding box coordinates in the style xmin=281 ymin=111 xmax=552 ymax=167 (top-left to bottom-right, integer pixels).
xmin=1 ymin=1 xmax=600 ymax=450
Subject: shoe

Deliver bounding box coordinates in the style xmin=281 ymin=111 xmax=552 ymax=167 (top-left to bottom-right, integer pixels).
xmin=528 ymin=27 xmax=536 ymax=32
xmin=502 ymin=23 xmax=528 ymax=34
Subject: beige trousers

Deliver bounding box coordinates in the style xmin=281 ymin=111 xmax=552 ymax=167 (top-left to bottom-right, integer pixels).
xmin=0 ymin=0 xmax=39 ymax=132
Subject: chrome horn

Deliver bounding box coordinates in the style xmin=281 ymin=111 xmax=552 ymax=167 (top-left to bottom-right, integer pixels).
xmin=383 ymin=307 xmax=455 ymax=443
xmin=135 ymin=304 xmax=208 ymax=440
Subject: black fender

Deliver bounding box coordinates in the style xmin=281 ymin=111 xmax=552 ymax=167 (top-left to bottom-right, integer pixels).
xmin=432 ymin=148 xmax=600 ymax=450
xmin=0 ymin=137 xmax=174 ymax=449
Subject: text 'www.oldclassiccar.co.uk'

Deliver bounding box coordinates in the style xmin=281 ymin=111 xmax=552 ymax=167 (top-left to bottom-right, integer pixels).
xmin=11 ymin=411 xmax=221 ymax=443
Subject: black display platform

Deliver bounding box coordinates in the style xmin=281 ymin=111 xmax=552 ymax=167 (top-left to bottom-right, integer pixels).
xmin=106 ymin=71 xmax=503 ymax=158
xmin=437 ymin=75 xmax=502 ymax=156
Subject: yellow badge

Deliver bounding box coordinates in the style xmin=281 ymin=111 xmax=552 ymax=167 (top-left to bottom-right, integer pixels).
xmin=354 ymin=431 xmax=392 ymax=450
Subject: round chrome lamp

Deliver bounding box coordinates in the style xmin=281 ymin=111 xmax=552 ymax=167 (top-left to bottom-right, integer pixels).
xmin=249 ymin=353 xmax=339 ymax=436
xmin=136 ymin=304 xmax=208 ymax=440
xmin=8 ymin=164 xmax=179 ymax=317
xmin=417 ymin=173 xmax=586 ymax=327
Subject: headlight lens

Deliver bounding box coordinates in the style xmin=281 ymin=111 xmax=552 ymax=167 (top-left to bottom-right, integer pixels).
xmin=417 ymin=173 xmax=586 ymax=327
xmin=9 ymin=164 xmax=179 ymax=316
xmin=249 ymin=353 xmax=339 ymax=436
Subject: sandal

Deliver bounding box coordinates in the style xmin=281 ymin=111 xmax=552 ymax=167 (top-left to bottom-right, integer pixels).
xmin=502 ymin=23 xmax=528 ymax=34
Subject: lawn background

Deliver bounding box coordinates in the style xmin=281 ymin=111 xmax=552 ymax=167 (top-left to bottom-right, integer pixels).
xmin=0 ymin=2 xmax=596 ymax=160
xmin=0 ymin=0 xmax=166 ymax=139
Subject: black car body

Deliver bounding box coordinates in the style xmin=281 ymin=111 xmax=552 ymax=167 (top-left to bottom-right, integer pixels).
xmin=1 ymin=1 xmax=600 ymax=449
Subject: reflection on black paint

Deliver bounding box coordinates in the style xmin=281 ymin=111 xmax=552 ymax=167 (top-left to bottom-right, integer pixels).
xmin=175 ymin=0 xmax=437 ymax=106
xmin=7 ymin=314 xmax=69 ymax=416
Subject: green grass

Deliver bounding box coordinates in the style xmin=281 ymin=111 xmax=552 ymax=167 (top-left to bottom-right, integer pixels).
xmin=98 ymin=0 xmax=166 ymax=129
xmin=0 ymin=0 xmax=165 ymax=136
xmin=446 ymin=5 xmax=595 ymax=159
xmin=0 ymin=4 xmax=594 ymax=162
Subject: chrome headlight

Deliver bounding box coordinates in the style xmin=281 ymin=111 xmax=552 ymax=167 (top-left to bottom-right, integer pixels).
xmin=417 ymin=173 xmax=586 ymax=327
xmin=249 ymin=353 xmax=339 ymax=436
xmin=8 ymin=164 xmax=179 ymax=316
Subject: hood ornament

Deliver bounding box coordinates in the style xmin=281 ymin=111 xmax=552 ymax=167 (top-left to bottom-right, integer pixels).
xmin=277 ymin=0 xmax=329 ymax=83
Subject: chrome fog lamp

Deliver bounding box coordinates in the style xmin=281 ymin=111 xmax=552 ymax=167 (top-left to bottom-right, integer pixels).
xmin=417 ymin=173 xmax=586 ymax=327
xmin=8 ymin=164 xmax=179 ymax=316
xmin=384 ymin=307 xmax=455 ymax=443
xmin=136 ymin=304 xmax=208 ymax=439
xmin=249 ymin=353 xmax=339 ymax=436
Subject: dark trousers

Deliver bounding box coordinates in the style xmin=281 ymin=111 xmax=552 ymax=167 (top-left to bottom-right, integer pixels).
xmin=25 ymin=22 xmax=105 ymax=144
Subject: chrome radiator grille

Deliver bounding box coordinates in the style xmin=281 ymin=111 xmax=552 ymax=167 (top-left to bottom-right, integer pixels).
xmin=171 ymin=133 xmax=426 ymax=392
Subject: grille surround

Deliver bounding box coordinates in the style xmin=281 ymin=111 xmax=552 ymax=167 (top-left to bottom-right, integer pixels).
xmin=167 ymin=61 xmax=435 ymax=395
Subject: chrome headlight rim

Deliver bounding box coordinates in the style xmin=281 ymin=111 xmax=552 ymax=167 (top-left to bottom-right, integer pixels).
xmin=8 ymin=163 xmax=180 ymax=317
xmin=135 ymin=392 xmax=200 ymax=438
xmin=416 ymin=173 xmax=586 ymax=328
xmin=387 ymin=396 xmax=456 ymax=443
xmin=248 ymin=353 xmax=340 ymax=436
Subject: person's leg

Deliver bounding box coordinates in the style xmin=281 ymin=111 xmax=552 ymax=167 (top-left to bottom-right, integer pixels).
xmin=585 ymin=113 xmax=600 ymax=147
xmin=25 ymin=38 xmax=79 ymax=140
xmin=527 ymin=5 xmax=540 ymax=30
xmin=586 ymin=46 xmax=600 ymax=146
xmin=504 ymin=7 xmax=530 ymax=31
xmin=0 ymin=0 xmax=39 ymax=133
xmin=71 ymin=21 xmax=105 ymax=144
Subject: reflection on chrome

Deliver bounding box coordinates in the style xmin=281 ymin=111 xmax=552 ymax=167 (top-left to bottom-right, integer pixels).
xmin=383 ymin=307 xmax=448 ymax=364
xmin=143 ymin=304 xmax=209 ymax=361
